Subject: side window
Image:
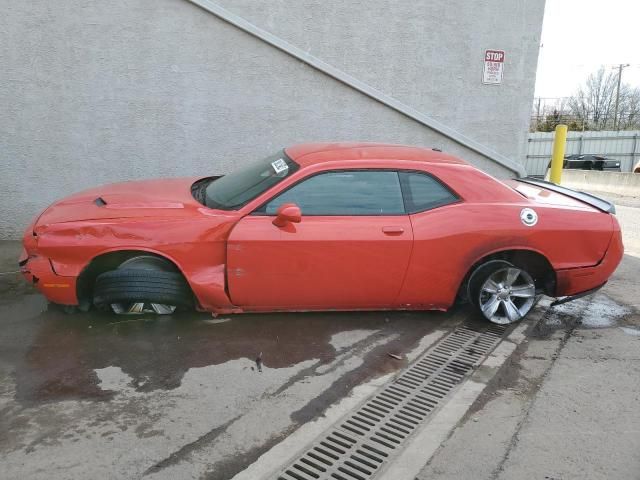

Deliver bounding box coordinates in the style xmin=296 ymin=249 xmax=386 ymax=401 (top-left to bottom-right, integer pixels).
xmin=263 ymin=171 xmax=405 ymax=215
xmin=399 ymin=172 xmax=459 ymax=213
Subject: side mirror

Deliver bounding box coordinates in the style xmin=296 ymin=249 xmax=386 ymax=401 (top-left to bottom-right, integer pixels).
xmin=273 ymin=203 xmax=302 ymax=227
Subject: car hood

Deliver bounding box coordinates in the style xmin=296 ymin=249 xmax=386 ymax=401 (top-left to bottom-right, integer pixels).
xmin=35 ymin=177 xmax=209 ymax=228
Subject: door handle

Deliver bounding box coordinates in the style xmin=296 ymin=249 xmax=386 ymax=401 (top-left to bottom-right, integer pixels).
xmin=382 ymin=226 xmax=404 ymax=235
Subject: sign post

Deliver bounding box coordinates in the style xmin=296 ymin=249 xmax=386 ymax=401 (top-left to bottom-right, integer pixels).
xmin=482 ymin=49 xmax=505 ymax=85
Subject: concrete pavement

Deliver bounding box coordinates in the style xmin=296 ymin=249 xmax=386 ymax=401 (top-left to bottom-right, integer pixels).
xmin=417 ymin=285 xmax=640 ymax=480
xmin=417 ymin=192 xmax=640 ymax=480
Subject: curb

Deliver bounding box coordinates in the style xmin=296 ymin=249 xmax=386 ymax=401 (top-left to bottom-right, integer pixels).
xmin=379 ymin=298 xmax=550 ymax=480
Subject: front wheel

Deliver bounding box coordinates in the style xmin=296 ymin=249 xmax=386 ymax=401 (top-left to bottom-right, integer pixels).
xmin=93 ymin=256 xmax=192 ymax=315
xmin=468 ymin=262 xmax=537 ymax=324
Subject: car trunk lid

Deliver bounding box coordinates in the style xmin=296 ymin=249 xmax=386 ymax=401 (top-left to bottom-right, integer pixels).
xmin=508 ymin=178 xmax=615 ymax=214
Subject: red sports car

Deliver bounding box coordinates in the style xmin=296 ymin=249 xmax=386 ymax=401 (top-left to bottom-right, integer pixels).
xmin=20 ymin=143 xmax=623 ymax=324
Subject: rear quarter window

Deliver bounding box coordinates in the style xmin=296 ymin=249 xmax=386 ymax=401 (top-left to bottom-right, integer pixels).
xmin=399 ymin=172 xmax=459 ymax=213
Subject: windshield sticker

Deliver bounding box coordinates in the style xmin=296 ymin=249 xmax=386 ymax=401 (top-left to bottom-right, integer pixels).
xmin=271 ymin=158 xmax=289 ymax=174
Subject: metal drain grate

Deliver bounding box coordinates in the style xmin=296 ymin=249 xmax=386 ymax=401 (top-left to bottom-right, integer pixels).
xmin=277 ymin=323 xmax=507 ymax=480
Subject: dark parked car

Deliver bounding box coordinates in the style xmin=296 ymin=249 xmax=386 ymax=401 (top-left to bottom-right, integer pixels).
xmin=561 ymin=155 xmax=621 ymax=171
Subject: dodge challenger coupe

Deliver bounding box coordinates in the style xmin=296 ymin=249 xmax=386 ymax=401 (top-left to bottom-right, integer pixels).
xmin=20 ymin=143 xmax=623 ymax=324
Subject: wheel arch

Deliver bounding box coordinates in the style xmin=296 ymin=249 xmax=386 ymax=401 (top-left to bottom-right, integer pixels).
xmin=76 ymin=248 xmax=193 ymax=309
xmin=458 ymin=248 xmax=556 ymax=301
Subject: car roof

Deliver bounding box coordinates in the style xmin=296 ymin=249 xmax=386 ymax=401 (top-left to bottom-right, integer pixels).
xmin=284 ymin=142 xmax=469 ymax=167
xmin=565 ymin=154 xmax=608 ymax=160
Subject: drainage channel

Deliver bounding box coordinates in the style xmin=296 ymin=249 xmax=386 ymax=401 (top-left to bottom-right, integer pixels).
xmin=277 ymin=322 xmax=507 ymax=480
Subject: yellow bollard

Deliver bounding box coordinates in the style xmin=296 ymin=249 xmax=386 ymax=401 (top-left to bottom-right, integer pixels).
xmin=549 ymin=124 xmax=568 ymax=184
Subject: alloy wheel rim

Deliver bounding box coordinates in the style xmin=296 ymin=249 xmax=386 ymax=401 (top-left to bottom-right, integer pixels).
xmin=478 ymin=267 xmax=536 ymax=324
xmin=110 ymin=302 xmax=177 ymax=315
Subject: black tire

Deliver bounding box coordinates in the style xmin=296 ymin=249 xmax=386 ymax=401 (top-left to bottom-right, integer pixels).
xmin=93 ymin=269 xmax=193 ymax=310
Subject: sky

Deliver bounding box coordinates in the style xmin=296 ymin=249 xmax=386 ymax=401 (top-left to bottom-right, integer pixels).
xmin=534 ymin=0 xmax=640 ymax=99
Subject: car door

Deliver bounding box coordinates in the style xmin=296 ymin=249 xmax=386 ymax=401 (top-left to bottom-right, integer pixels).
xmin=226 ymin=170 xmax=414 ymax=309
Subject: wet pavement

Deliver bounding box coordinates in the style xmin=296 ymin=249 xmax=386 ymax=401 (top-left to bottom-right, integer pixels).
xmin=2 ymin=299 xmax=446 ymax=405
xmin=0 ymin=241 xmax=465 ymax=479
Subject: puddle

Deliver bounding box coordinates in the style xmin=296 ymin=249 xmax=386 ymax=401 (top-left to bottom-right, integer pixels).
xmin=0 ymin=297 xmax=445 ymax=404
xmin=620 ymin=326 xmax=640 ymax=336
xmin=541 ymin=293 xmax=632 ymax=335
xmin=202 ymin=318 xmax=232 ymax=325
xmin=329 ymin=329 xmax=379 ymax=350
xmin=575 ymin=294 xmax=631 ymax=328
xmin=95 ymin=366 xmax=136 ymax=393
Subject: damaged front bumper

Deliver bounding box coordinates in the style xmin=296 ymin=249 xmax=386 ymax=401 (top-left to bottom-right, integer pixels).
xmin=19 ymin=249 xmax=77 ymax=305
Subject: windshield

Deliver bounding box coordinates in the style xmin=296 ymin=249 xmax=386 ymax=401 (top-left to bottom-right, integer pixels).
xmin=205 ymin=151 xmax=299 ymax=210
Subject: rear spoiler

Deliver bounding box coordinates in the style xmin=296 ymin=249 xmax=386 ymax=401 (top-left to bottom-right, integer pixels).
xmin=515 ymin=177 xmax=616 ymax=214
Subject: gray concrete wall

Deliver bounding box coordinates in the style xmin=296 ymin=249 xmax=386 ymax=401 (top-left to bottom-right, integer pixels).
xmin=560 ymin=170 xmax=640 ymax=197
xmin=0 ymin=0 xmax=545 ymax=239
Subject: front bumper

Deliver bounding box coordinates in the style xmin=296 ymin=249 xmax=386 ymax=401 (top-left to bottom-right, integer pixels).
xmin=20 ymin=249 xmax=77 ymax=305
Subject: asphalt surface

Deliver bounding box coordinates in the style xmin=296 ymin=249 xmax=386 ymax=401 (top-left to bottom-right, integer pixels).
xmin=0 ymin=240 xmax=463 ymax=479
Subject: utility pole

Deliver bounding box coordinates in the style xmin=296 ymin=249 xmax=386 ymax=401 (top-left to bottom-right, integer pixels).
xmin=613 ymin=63 xmax=630 ymax=130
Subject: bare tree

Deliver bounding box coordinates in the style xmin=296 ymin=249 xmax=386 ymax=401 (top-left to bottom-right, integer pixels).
xmin=568 ymin=68 xmax=615 ymax=129
xmin=567 ymin=67 xmax=640 ymax=130
xmin=617 ymin=85 xmax=640 ymax=129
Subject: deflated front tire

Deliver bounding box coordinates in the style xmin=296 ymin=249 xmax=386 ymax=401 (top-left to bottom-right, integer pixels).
xmin=92 ymin=256 xmax=193 ymax=315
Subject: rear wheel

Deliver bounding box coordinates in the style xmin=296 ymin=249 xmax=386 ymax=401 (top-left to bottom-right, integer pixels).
xmin=93 ymin=256 xmax=192 ymax=315
xmin=468 ymin=261 xmax=537 ymax=324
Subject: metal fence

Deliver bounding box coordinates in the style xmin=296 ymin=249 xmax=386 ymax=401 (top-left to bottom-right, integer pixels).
xmin=525 ymin=130 xmax=640 ymax=177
